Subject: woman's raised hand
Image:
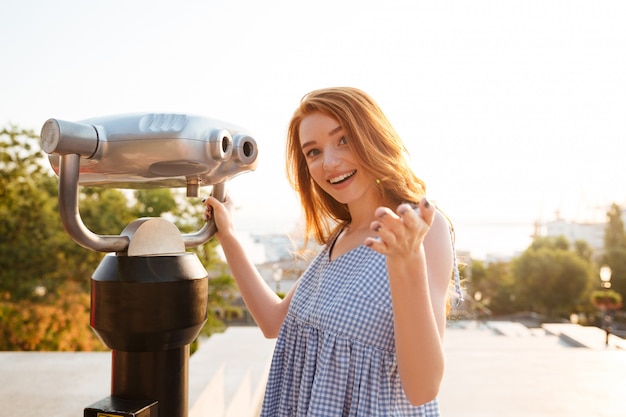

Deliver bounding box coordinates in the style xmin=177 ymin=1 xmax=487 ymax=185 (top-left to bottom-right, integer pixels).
xmin=364 ymin=197 xmax=434 ymax=258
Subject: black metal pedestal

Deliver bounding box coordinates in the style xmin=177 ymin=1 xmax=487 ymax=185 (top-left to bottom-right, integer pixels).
xmin=87 ymin=253 xmax=208 ymax=417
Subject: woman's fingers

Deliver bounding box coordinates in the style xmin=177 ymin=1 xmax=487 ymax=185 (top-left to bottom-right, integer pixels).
xmin=365 ymin=197 xmax=434 ymax=254
xmin=414 ymin=197 xmax=434 ymax=226
xmin=203 ymin=194 xmax=233 ymax=219
xmin=202 ymin=196 xmax=217 ymax=222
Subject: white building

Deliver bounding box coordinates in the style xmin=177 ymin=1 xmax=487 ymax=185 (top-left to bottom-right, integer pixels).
xmin=543 ymin=207 xmax=626 ymax=259
xmin=545 ymin=219 xmax=605 ymax=256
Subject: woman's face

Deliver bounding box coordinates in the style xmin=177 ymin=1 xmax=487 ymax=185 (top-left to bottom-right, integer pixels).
xmin=299 ymin=112 xmax=375 ymax=206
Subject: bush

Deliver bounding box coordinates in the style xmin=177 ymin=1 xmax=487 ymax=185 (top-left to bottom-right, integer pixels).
xmin=0 ymin=284 xmax=106 ymax=351
xmin=591 ymin=290 xmax=623 ymax=310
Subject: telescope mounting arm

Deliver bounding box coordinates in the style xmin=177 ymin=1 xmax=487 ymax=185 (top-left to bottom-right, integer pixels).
xmin=59 ymin=153 xmax=130 ymax=252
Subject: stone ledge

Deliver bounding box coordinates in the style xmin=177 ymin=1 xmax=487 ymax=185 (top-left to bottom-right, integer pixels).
xmin=542 ymin=323 xmax=626 ymax=350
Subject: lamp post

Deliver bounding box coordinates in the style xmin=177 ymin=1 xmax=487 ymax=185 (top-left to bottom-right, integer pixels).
xmin=600 ymin=265 xmax=612 ymax=288
xmin=600 ymin=265 xmax=613 ymax=347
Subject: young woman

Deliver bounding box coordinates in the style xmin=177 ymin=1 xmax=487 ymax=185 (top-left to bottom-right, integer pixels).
xmin=203 ymin=87 xmax=461 ymax=416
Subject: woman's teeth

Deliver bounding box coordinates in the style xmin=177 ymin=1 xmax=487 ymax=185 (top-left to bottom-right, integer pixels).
xmin=329 ymin=170 xmax=356 ymax=184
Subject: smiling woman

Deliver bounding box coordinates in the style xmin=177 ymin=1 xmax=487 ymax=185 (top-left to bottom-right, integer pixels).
xmin=203 ymin=86 xmax=462 ymax=416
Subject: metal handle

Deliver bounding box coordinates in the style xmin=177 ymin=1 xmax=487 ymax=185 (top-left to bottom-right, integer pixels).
xmin=58 ymin=153 xmax=224 ymax=252
xmin=182 ymin=183 xmax=225 ymax=248
xmin=59 ymin=154 xmax=130 ymax=252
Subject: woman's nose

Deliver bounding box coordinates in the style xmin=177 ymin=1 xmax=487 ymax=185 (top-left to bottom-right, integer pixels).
xmin=323 ymin=149 xmax=341 ymax=169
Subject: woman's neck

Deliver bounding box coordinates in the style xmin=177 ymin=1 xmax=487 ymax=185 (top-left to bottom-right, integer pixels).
xmin=345 ymin=193 xmax=392 ymax=232
xmin=328 ymin=196 xmax=389 ymax=260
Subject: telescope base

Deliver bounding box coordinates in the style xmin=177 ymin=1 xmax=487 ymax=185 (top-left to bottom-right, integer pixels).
xmin=84 ymin=396 xmax=158 ymax=417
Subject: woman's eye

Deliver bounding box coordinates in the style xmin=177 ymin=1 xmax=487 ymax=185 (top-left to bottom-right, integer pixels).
xmin=305 ymin=148 xmax=320 ymax=157
xmin=339 ymin=136 xmax=348 ymax=145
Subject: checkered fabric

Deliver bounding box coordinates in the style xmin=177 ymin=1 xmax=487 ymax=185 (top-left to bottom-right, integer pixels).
xmin=260 ymin=240 xmax=451 ymax=416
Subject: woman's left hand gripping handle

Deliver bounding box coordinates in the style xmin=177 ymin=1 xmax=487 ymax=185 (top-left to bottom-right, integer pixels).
xmin=203 ymin=192 xmax=235 ymax=240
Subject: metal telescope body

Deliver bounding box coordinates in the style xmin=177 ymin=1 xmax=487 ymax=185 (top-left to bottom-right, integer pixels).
xmin=41 ymin=113 xmax=258 ymax=253
xmin=40 ymin=113 xmax=258 ymax=417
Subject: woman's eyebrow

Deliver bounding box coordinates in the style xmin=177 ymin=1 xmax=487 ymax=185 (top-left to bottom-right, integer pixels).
xmin=301 ymin=125 xmax=343 ymax=150
xmin=301 ymin=139 xmax=315 ymax=150
xmin=328 ymin=125 xmax=343 ymax=136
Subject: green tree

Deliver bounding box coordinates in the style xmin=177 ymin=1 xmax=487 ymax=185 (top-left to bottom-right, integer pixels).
xmin=0 ymin=282 xmax=106 ymax=351
xmin=81 ymin=187 xmax=136 ymax=235
xmin=573 ymin=240 xmax=594 ymax=263
xmin=0 ymin=126 xmax=70 ymax=298
xmin=133 ymin=188 xmax=178 ymax=218
xmin=466 ymin=259 xmax=484 ymax=297
xmin=529 ymin=235 xmax=570 ymax=252
xmin=485 ymin=262 xmax=518 ymax=315
xmin=468 ymin=259 xmax=518 ymax=316
xmin=0 ymin=126 xmax=106 ymax=349
xmin=604 ymin=203 xmax=626 ymax=248
xmin=603 ymin=203 xmax=626 ymax=307
xmin=512 ymin=236 xmax=593 ymax=318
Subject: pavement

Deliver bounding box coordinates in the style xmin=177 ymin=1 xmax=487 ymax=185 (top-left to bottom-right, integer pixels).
xmin=1 ymin=321 xmax=625 ymax=417
xmin=0 ymin=351 xmax=110 ymax=417
xmin=438 ymin=321 xmax=626 ymax=417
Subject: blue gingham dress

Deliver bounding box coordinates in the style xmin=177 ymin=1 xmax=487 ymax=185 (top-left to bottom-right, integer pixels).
xmin=260 ymin=239 xmax=451 ymax=416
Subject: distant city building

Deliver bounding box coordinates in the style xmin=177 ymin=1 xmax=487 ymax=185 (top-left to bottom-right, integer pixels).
xmin=543 ymin=207 xmax=626 ymax=260
xmin=545 ymin=219 xmax=605 ymax=257
xmin=483 ymin=252 xmax=517 ymax=265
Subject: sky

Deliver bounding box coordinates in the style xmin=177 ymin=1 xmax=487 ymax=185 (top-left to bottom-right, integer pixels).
xmin=2 ymin=0 xmax=626 ymax=259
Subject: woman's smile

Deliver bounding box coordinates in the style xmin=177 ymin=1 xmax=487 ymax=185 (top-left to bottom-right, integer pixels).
xmin=328 ymin=169 xmax=357 ymax=185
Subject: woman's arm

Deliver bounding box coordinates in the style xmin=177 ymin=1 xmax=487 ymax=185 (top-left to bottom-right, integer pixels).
xmin=365 ymin=198 xmax=453 ymax=406
xmin=204 ymin=196 xmax=295 ymax=338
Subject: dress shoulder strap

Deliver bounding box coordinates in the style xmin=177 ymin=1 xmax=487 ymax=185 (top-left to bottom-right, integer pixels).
xmin=450 ymin=227 xmax=464 ymax=306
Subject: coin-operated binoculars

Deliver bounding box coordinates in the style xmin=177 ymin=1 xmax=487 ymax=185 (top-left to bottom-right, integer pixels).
xmin=40 ymin=113 xmax=258 ymax=417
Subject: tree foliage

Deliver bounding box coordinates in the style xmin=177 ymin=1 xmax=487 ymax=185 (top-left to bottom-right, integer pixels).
xmin=604 ymin=203 xmax=626 ymax=248
xmin=0 ymin=126 xmax=70 ymax=298
xmin=511 ymin=236 xmax=593 ymax=317
xmin=0 ymin=282 xmax=105 ymax=351
xmin=473 ymin=260 xmax=519 ymax=315
xmin=590 ymin=289 xmax=623 ymax=310
xmin=133 ymin=188 xmax=178 ymax=218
